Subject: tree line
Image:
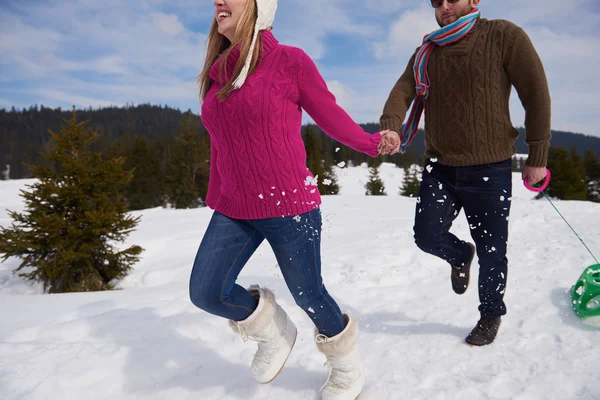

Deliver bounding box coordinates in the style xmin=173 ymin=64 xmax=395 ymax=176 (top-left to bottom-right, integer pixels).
xmin=2 ymin=104 xmax=600 ymax=180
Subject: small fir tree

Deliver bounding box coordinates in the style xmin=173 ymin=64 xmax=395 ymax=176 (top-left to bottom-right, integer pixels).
xmin=321 ymin=165 xmax=341 ymax=195
xmin=400 ymin=164 xmax=422 ymax=197
xmin=0 ymin=108 xmax=143 ymax=293
xmin=365 ymin=157 xmax=387 ymax=196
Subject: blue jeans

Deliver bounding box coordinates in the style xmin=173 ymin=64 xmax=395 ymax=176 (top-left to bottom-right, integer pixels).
xmin=189 ymin=208 xmax=345 ymax=337
xmin=414 ymin=159 xmax=513 ymax=318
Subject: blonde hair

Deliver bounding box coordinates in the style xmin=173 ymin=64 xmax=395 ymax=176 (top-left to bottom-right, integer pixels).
xmin=198 ymin=0 xmax=264 ymax=101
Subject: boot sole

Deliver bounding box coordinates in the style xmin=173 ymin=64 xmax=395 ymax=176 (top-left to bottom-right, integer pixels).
xmin=466 ymin=341 xmax=492 ymax=347
xmin=262 ymin=330 xmax=298 ymax=384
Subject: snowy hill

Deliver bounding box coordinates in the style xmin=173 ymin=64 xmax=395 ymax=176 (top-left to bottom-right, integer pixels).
xmin=1 ymin=164 xmax=599 ymax=400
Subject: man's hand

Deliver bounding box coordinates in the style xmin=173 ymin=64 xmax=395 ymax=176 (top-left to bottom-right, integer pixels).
xmin=522 ymin=165 xmax=547 ymax=186
xmin=378 ymin=130 xmax=401 ymax=155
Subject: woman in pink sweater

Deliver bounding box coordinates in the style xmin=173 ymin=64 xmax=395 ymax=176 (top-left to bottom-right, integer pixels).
xmin=189 ymin=1 xmax=399 ymax=398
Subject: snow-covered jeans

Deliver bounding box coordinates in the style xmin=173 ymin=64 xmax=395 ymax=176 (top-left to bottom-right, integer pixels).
xmin=189 ymin=208 xmax=345 ymax=337
xmin=413 ymin=158 xmax=513 ymax=318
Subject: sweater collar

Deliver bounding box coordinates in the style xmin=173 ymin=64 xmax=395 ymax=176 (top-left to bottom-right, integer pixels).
xmin=209 ymin=30 xmax=279 ymax=85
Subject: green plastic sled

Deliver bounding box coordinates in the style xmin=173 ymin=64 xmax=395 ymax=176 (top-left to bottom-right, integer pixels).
xmin=572 ymin=264 xmax=600 ymax=318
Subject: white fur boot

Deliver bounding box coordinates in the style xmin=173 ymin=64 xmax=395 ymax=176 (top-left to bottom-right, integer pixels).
xmin=315 ymin=315 xmax=365 ymax=400
xmin=229 ymin=286 xmax=297 ymax=384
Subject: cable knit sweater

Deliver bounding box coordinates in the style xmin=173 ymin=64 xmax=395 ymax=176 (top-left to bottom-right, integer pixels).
xmin=380 ymin=18 xmax=551 ymax=167
xmin=201 ymin=30 xmax=382 ymax=220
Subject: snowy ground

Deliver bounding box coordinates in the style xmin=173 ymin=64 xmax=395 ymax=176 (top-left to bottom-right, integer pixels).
xmin=1 ymin=163 xmax=599 ymax=400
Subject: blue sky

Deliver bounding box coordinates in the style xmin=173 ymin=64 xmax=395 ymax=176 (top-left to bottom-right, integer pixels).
xmin=1 ymin=0 xmax=599 ymax=137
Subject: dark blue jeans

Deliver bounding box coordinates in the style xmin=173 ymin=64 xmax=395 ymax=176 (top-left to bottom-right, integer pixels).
xmin=189 ymin=208 xmax=345 ymax=337
xmin=414 ymin=159 xmax=513 ymax=318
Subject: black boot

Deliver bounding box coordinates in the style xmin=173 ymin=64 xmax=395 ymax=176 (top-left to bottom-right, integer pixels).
xmin=451 ymin=243 xmax=475 ymax=295
xmin=465 ymin=317 xmax=501 ymax=346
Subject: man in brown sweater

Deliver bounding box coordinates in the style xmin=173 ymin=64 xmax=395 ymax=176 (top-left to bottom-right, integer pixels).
xmin=380 ymin=0 xmax=551 ymax=345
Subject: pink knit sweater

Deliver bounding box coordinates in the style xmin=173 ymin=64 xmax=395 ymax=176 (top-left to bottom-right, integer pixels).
xmin=201 ymin=30 xmax=382 ymax=219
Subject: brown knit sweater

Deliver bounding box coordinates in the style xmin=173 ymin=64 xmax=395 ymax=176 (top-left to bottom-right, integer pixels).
xmin=380 ymin=18 xmax=551 ymax=167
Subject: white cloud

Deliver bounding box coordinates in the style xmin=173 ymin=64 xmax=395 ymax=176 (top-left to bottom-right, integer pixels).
xmin=325 ymin=81 xmax=357 ymax=111
xmin=36 ymin=90 xmax=125 ymax=109
xmin=373 ymin=6 xmax=438 ymax=60
xmin=0 ymin=15 xmax=62 ymax=54
xmin=0 ymin=1 xmax=207 ymax=113
xmin=491 ymin=0 xmax=600 ymax=30
xmin=2 ymin=2 xmax=207 ymax=74
xmin=36 ymin=54 xmax=130 ymax=76
xmin=153 ymin=13 xmax=186 ymax=37
xmin=274 ymin=0 xmax=381 ymax=60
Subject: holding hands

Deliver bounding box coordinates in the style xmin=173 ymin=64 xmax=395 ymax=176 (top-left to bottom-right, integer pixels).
xmin=378 ymin=130 xmax=401 ymax=155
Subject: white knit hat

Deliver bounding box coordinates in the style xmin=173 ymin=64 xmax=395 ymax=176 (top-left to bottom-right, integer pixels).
xmin=232 ymin=0 xmax=278 ymax=89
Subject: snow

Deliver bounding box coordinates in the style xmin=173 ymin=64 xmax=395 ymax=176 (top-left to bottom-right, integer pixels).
xmin=1 ymin=164 xmax=600 ymax=400
xmin=305 ymin=175 xmax=318 ymax=187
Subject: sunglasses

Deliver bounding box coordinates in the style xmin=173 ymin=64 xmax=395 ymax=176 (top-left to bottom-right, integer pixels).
xmin=430 ymin=0 xmax=461 ymax=8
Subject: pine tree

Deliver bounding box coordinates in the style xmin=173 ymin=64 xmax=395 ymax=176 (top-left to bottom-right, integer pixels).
xmin=0 ymin=108 xmax=143 ymax=293
xmin=165 ymin=110 xmax=209 ymax=208
xmin=124 ymin=135 xmax=164 ymax=210
xmin=197 ymin=131 xmax=211 ymax=202
xmin=321 ymin=164 xmax=340 ymax=195
xmin=305 ymin=124 xmax=325 ymax=183
xmin=584 ymin=149 xmax=600 ymax=203
xmin=542 ymin=147 xmax=587 ymax=200
xmin=568 ymin=147 xmax=588 ymax=200
xmin=400 ymin=164 xmax=422 ymax=197
xmin=320 ymin=133 xmax=340 ymax=195
xmin=365 ymin=157 xmax=387 ymax=196
xmin=336 ymin=145 xmax=352 ymax=168
xmin=303 ymin=126 xmax=341 ymax=195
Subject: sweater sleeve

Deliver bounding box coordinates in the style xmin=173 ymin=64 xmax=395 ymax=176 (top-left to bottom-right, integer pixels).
xmin=504 ymin=24 xmax=552 ymax=167
xmin=380 ymin=52 xmax=417 ymax=133
xmin=296 ymin=49 xmax=381 ymax=157
xmin=205 ymin=139 xmax=222 ymax=208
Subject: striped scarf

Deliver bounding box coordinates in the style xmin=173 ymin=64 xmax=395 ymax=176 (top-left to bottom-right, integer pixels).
xmin=400 ymin=8 xmax=480 ymax=153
